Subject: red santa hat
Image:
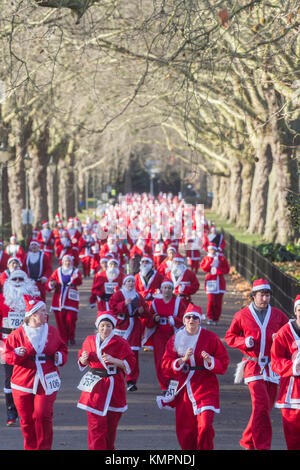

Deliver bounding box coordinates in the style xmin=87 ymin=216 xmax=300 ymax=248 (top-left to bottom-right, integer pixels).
xmin=252 ymin=279 xmax=271 ymax=292
xmin=141 ymin=254 xmax=153 ymax=264
xmin=95 ymin=311 xmax=117 ymax=328
xmin=160 ymin=278 xmax=174 ymax=288
xmin=107 ymin=257 xmax=120 ymax=266
xmin=10 ymin=235 xmax=17 ymax=241
xmin=208 ymin=242 xmax=218 ymax=251
xmin=24 ymin=295 xmax=46 ymax=318
xmin=42 ymin=221 xmax=49 ymax=226
xmin=294 ymin=295 xmax=300 ymax=311
xmin=167 ymin=245 xmax=177 ymax=253
xmin=183 ymin=303 xmax=204 ymax=321
xmin=29 ymin=241 xmax=40 ymax=248
xmin=173 ymin=253 xmax=185 ymax=263
xmin=7 ymin=256 xmax=21 ymax=266
xmin=122 ymin=274 xmax=135 ymax=285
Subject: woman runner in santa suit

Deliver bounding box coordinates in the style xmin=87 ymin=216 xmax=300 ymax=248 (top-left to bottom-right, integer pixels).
xmin=3 ymin=295 xmax=67 ymax=450
xmin=157 ymin=304 xmax=229 ymax=450
xmin=77 ymin=311 xmax=136 ymax=450
xmin=143 ymin=279 xmax=186 ymax=393
xmin=271 ymin=295 xmax=300 ymax=450
xmin=46 ymin=254 xmax=82 ymax=346
xmin=109 ymin=274 xmax=150 ymax=391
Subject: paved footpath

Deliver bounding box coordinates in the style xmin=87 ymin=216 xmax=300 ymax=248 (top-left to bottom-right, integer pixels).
xmin=0 ymin=270 xmax=287 ymax=451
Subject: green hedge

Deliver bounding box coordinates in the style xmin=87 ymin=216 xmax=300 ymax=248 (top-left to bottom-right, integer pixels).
xmin=255 ymin=243 xmax=300 ymax=262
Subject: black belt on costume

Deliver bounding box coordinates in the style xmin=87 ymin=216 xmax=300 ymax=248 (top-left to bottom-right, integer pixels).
xmin=0 ymin=327 xmax=14 ymax=335
xmin=183 ymin=364 xmax=205 ymax=373
xmin=29 ymin=355 xmax=55 ymax=362
xmin=90 ymin=367 xmax=118 ymax=377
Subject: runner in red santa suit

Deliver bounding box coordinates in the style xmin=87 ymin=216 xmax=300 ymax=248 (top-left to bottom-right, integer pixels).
xmin=90 ymin=258 xmax=124 ymax=312
xmin=77 ymin=311 xmax=136 ymax=450
xmin=185 ymin=230 xmax=202 ymax=274
xmin=203 ymin=225 xmax=226 ymax=253
xmin=200 ymin=242 xmax=230 ymax=325
xmin=55 ymin=230 xmax=79 ymax=267
xmin=270 ymin=295 xmax=300 ymax=450
xmin=152 ymin=227 xmax=171 ymax=269
xmin=0 ymin=257 xmax=26 ymax=291
xmin=143 ymin=279 xmax=186 ymax=393
xmin=109 ymin=274 xmax=150 ymax=391
xmin=135 ymin=254 xmax=164 ymax=306
xmin=157 ymin=245 xmax=176 ymax=277
xmin=46 ymin=254 xmax=82 ymax=346
xmin=36 ymin=221 xmax=55 ymax=268
xmin=25 ymin=241 xmax=52 ymax=301
xmin=157 ymin=304 xmax=229 ymax=450
xmin=0 ymin=241 xmax=9 ymax=273
xmin=166 ymin=253 xmax=200 ymax=309
xmin=225 ymin=279 xmax=288 ymax=450
xmin=4 ymin=235 xmax=26 ymax=266
xmin=78 ymin=225 xmax=95 ymax=278
xmin=0 ymin=270 xmax=41 ymax=426
xmin=128 ymin=236 xmax=152 ymax=275
xmin=3 ymin=295 xmax=68 ymax=450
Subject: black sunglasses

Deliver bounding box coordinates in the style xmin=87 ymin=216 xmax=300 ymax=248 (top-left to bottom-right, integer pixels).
xmin=185 ymin=314 xmax=199 ymax=320
xmin=12 ymin=278 xmax=24 ymax=282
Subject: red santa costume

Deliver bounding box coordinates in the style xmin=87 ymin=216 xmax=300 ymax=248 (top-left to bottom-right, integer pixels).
xmin=152 ymin=234 xmax=170 ymax=269
xmin=99 ymin=235 xmax=122 ymax=265
xmin=55 ymin=230 xmax=79 ymax=267
xmin=0 ymin=257 xmax=27 ymax=292
xmin=166 ymin=253 xmax=200 ymax=308
xmin=135 ymin=255 xmax=164 ymax=304
xmin=90 ymin=258 xmax=124 ymax=312
xmin=225 ymin=279 xmax=288 ymax=450
xmin=4 ymin=236 xmax=26 ymax=266
xmin=0 ymin=242 xmax=9 ymax=273
xmin=200 ymin=243 xmax=230 ymax=324
xmin=270 ymin=295 xmax=300 ymax=450
xmin=3 ymin=295 xmax=67 ymax=450
xmin=109 ymin=274 xmax=150 ymax=391
xmin=128 ymin=237 xmax=152 ymax=275
xmin=157 ymin=304 xmax=229 ymax=450
xmin=0 ymin=270 xmax=41 ymax=426
xmin=77 ymin=312 xmax=136 ymax=450
xmin=36 ymin=221 xmax=55 ymax=267
xmin=143 ymin=279 xmax=187 ymax=391
xmin=78 ymin=227 xmax=95 ymax=277
xmin=25 ymin=241 xmax=52 ymax=301
xmin=185 ymin=231 xmax=202 ymax=273
xmin=46 ymin=255 xmax=82 ymax=345
xmin=157 ymin=245 xmax=176 ymax=276
xmin=203 ymin=226 xmax=226 ymax=253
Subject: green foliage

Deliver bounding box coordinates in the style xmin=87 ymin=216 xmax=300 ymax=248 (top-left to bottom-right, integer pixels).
xmin=256 ymin=243 xmax=300 ymax=262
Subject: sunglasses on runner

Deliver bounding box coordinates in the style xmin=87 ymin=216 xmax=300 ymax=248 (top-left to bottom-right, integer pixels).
xmin=12 ymin=278 xmax=24 ymax=282
xmin=184 ymin=315 xmax=199 ymax=320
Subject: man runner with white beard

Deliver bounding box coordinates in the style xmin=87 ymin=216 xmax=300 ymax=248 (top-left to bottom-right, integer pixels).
xmin=90 ymin=258 xmax=124 ymax=312
xmin=0 ymin=270 xmax=40 ymax=425
xmin=166 ymin=253 xmax=200 ymax=309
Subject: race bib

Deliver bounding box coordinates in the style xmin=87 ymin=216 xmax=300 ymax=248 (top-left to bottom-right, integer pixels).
xmin=45 ymin=371 xmax=61 ymax=393
xmin=68 ymin=289 xmax=80 ymax=301
xmin=165 ymin=380 xmax=179 ymax=398
xmin=206 ymin=280 xmax=217 ymax=292
xmin=104 ymin=282 xmax=118 ymax=295
xmin=3 ymin=312 xmax=24 ymax=335
xmin=77 ymin=371 xmax=102 ymax=392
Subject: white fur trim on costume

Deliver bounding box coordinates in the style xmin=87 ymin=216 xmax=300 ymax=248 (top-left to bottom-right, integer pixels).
xmin=234 ymin=360 xmax=247 ymax=384
xmin=252 ymin=284 xmax=270 ymax=292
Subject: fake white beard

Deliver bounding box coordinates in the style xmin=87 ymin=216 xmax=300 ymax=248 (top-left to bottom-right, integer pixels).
xmin=27 ymin=252 xmax=40 ymax=263
xmin=172 ymin=264 xmax=185 ymax=277
xmin=137 ymin=240 xmax=145 ymax=250
xmin=121 ymin=286 xmax=137 ymax=301
xmin=140 ymin=264 xmax=152 ymax=277
xmin=106 ymin=267 xmax=119 ymax=281
xmin=174 ymin=328 xmax=199 ymax=357
xmin=61 ymin=266 xmax=73 ymax=275
xmin=41 ymin=228 xmax=51 ymax=240
xmin=7 ymin=245 xmax=19 ymax=256
xmin=108 ymin=243 xmax=117 ymax=252
xmin=68 ymin=228 xmax=76 ymax=237
xmin=3 ymin=278 xmax=40 ymax=312
xmin=24 ymin=324 xmax=46 ymax=352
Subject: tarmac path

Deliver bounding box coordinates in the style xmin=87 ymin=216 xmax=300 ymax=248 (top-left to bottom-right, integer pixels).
xmin=0 ymin=269 xmax=287 ymax=451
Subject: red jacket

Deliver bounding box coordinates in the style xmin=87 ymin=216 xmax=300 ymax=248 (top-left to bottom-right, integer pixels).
xmin=90 ymin=270 xmax=124 ymax=311
xmin=46 ymin=267 xmax=82 ymax=313
xmin=200 ymin=253 xmax=230 ymax=294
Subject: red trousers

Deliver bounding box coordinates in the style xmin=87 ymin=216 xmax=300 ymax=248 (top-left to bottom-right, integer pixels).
xmin=87 ymin=411 xmax=122 ymax=450
xmin=207 ymin=293 xmax=224 ymax=321
xmin=152 ymin=333 xmax=171 ymax=391
xmin=187 ymin=259 xmax=200 ymax=273
xmin=240 ymin=379 xmax=277 ymax=450
xmin=281 ymin=408 xmax=300 ymax=450
xmin=80 ymin=257 xmax=91 ymax=277
xmin=12 ymin=386 xmax=57 ymax=450
xmin=126 ymin=349 xmax=139 ymax=384
xmin=175 ymin=391 xmax=215 ymax=450
xmin=55 ymin=308 xmax=77 ymax=343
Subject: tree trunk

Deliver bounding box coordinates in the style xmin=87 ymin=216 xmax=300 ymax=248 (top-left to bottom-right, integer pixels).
xmin=219 ymin=176 xmax=230 ymax=220
xmin=247 ymin=130 xmax=272 ymax=235
xmin=237 ymin=160 xmax=254 ymax=230
xmin=228 ymin=157 xmax=242 ymax=224
xmin=211 ymin=175 xmax=221 ymax=213
xmin=28 ymin=125 xmax=50 ymax=227
xmin=58 ymin=140 xmax=76 ymax=220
